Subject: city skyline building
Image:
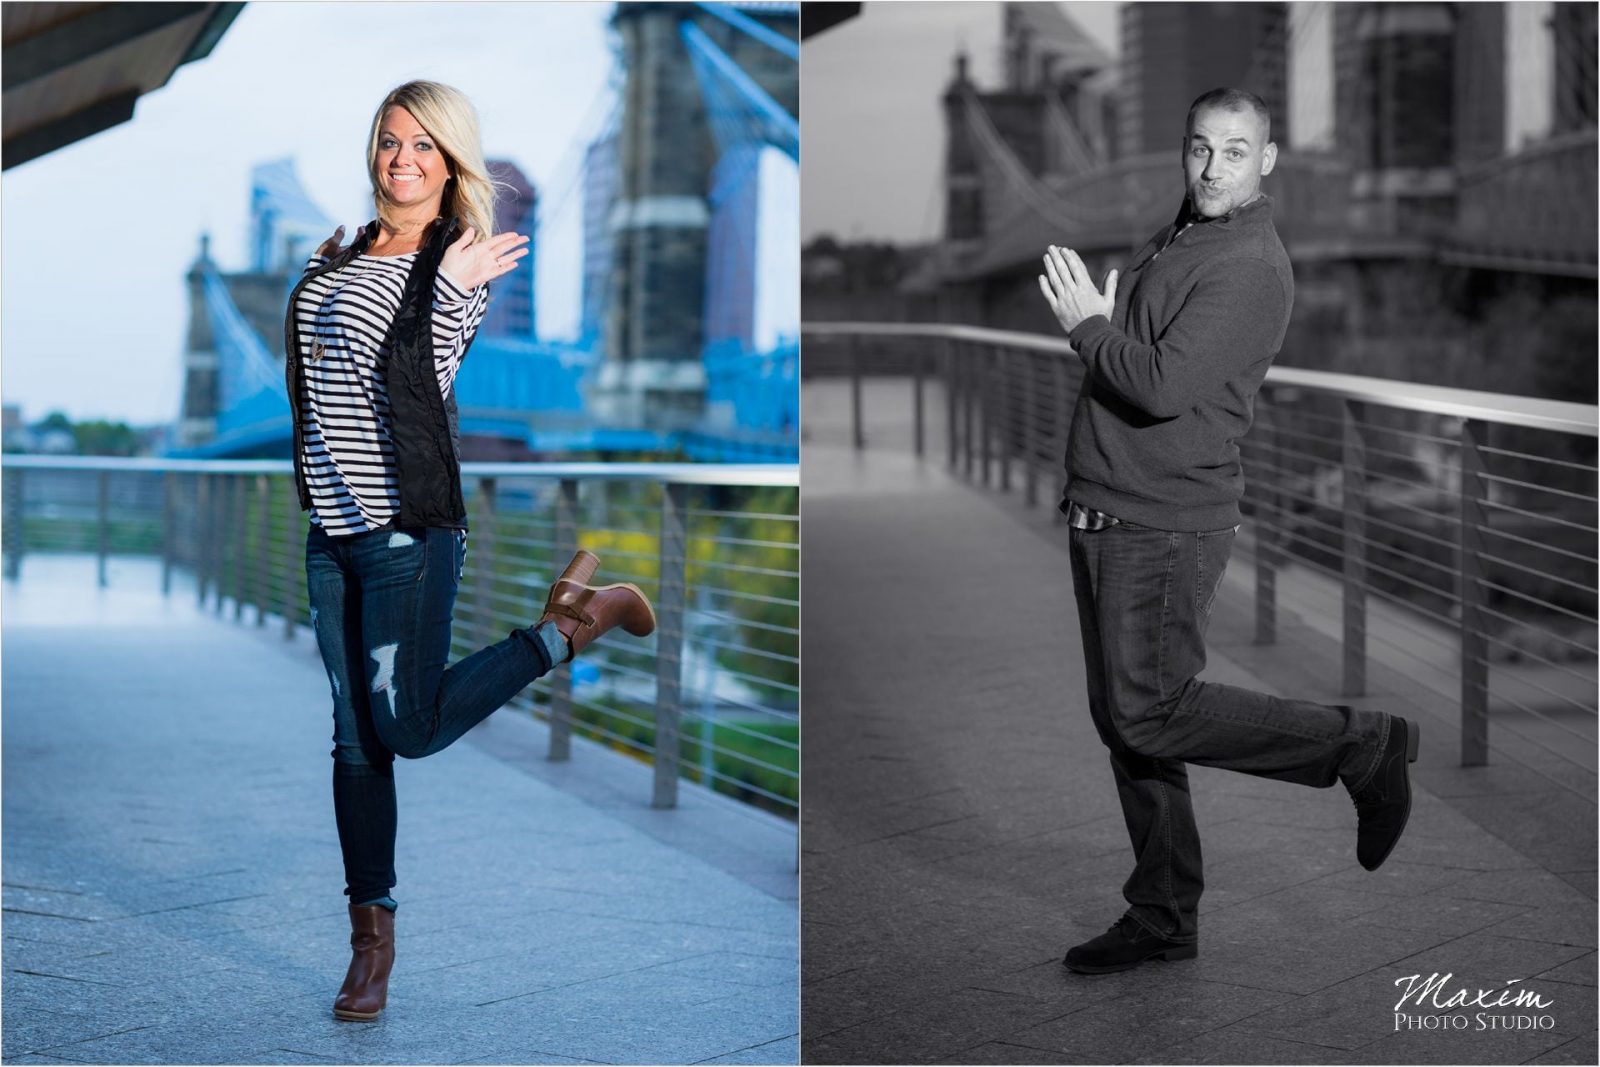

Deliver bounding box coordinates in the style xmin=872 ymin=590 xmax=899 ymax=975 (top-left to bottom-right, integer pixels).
xmin=1117 ymin=1 xmax=1290 ymax=158
xmin=581 ymin=131 xmax=619 ymax=345
xmin=1455 ymin=2 xmax=1506 ymax=167
xmin=1552 ymin=0 xmax=1599 ymax=134
xmin=483 ymin=160 xmax=539 ymax=340
xmin=1334 ymin=1 xmax=1457 ymax=236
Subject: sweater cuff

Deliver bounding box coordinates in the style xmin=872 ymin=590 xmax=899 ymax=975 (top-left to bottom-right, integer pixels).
xmin=435 ymin=266 xmax=479 ymax=303
xmin=1067 ymin=314 xmax=1112 ymax=352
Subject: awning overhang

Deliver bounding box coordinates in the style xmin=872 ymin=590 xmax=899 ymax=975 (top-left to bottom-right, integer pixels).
xmin=3 ymin=2 xmax=244 ymax=170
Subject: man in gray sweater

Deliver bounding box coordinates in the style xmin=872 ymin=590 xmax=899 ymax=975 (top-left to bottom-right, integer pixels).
xmin=1038 ymin=88 xmax=1420 ymax=975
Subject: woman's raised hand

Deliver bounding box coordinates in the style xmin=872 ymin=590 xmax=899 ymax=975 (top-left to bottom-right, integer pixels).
xmin=315 ymin=225 xmax=349 ymax=259
xmin=439 ymin=227 xmax=530 ymax=289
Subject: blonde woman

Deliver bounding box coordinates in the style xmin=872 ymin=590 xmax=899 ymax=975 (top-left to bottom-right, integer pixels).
xmin=286 ymin=81 xmax=654 ymax=1021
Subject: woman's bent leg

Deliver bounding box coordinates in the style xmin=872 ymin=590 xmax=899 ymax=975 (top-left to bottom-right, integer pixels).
xmin=307 ymin=524 xmax=398 ymax=905
xmin=353 ymin=525 xmax=563 ymax=760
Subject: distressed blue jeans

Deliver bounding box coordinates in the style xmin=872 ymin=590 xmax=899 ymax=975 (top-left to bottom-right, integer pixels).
xmin=1068 ymin=520 xmax=1389 ymax=942
xmin=305 ymin=520 xmax=565 ymax=906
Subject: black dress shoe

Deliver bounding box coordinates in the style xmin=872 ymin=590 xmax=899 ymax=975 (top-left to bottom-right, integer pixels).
xmin=1350 ymin=715 xmax=1420 ymax=871
xmin=1063 ymin=915 xmax=1197 ymax=974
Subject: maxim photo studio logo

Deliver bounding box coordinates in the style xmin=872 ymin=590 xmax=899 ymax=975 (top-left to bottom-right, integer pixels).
xmin=1394 ymin=973 xmax=1555 ymax=1032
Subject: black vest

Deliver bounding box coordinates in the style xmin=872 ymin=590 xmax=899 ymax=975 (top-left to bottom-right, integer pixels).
xmin=284 ymin=217 xmax=480 ymax=529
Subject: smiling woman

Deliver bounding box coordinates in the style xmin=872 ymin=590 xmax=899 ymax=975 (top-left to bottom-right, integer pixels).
xmin=288 ymin=77 xmax=656 ymax=1025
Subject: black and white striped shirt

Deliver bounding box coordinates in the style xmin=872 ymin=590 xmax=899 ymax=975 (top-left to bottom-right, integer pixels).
xmin=295 ymin=251 xmax=489 ymax=536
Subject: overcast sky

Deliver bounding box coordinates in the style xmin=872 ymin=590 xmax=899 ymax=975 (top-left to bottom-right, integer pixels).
xmin=802 ymin=1 xmax=1120 ymax=244
xmin=3 ymin=1 xmax=618 ymax=424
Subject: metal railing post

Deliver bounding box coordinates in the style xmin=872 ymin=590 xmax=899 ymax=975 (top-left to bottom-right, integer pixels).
xmin=653 ymin=481 xmax=688 ymax=809
xmin=548 ymin=478 xmax=579 ymax=761
xmin=1024 ymin=354 xmax=1039 ymax=508
xmin=972 ymin=348 xmax=985 ymax=486
xmin=211 ymin=475 xmax=227 ymax=615
xmin=956 ymin=345 xmax=968 ymax=477
xmin=999 ymin=351 xmax=1013 ymax=494
xmin=1459 ymin=419 xmax=1490 ymax=766
xmin=254 ymin=475 xmax=270 ymax=626
xmin=960 ymin=346 xmax=972 ymax=475
xmin=475 ymin=477 xmax=498 ymax=646
xmin=216 ymin=474 xmax=233 ymax=616
xmin=913 ymin=349 xmax=926 ymax=458
xmin=944 ymin=340 xmax=958 ymax=469
xmin=3 ymin=466 xmax=24 ymax=580
xmin=160 ymin=471 xmax=174 ymax=596
xmin=196 ymin=474 xmax=210 ymax=608
xmin=1254 ymin=409 xmax=1279 ymax=646
xmin=231 ymin=474 xmax=246 ymax=621
xmin=96 ymin=469 xmax=110 ymax=589
xmin=850 ymin=336 xmax=865 ymax=450
xmin=1341 ymin=401 xmax=1367 ymax=696
xmin=282 ymin=478 xmax=300 ymax=640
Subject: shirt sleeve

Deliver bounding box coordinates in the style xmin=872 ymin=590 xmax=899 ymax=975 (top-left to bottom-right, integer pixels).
xmin=431 ymin=267 xmax=490 ymax=396
xmin=303 ymin=253 xmax=328 ymax=274
xmin=1067 ymin=258 xmax=1287 ymax=420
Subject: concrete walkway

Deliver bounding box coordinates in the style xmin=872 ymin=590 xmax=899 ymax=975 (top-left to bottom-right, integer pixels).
xmin=800 ymin=379 xmax=1597 ymax=1066
xmin=2 ymin=556 xmax=796 ymax=1066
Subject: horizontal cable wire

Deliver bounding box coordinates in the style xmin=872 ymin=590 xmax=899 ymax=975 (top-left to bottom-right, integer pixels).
xmin=1248 ymin=582 xmax=1595 ymax=775
xmin=1472 ymin=521 xmax=1600 ymax=567
xmin=1464 ymin=647 xmax=1598 ymax=715
xmin=1467 ymin=597 xmax=1599 ymax=654
xmin=1476 ymin=499 xmax=1598 ymax=535
xmin=1479 ymin=442 xmax=1599 ymax=473
xmin=1254 ymin=537 xmax=1476 ymax=638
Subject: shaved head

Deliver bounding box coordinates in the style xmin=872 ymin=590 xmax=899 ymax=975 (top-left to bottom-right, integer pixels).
xmin=1185 ymin=87 xmax=1271 ymax=144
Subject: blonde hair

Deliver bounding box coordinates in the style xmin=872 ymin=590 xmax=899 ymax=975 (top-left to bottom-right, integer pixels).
xmin=365 ymin=80 xmax=503 ymax=243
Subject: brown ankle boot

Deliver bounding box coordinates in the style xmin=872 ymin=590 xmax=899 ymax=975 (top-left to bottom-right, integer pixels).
xmin=539 ymin=550 xmax=657 ymax=662
xmin=332 ymin=904 xmax=394 ymax=1021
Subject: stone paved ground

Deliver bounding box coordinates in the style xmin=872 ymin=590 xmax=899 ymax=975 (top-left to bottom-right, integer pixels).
xmin=2 ymin=556 xmax=797 ymax=1066
xmin=800 ymin=380 xmax=1597 ymax=1066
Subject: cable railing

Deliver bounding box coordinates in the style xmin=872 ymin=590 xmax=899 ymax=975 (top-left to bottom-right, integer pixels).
xmin=0 ymin=456 xmax=799 ymax=820
xmin=802 ymin=321 xmax=1599 ymax=781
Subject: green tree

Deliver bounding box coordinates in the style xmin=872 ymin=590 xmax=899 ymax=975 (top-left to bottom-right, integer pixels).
xmin=72 ymin=419 xmax=140 ymax=456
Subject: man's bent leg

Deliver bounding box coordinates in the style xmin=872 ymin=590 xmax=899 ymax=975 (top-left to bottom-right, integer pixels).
xmin=1090 ymin=524 xmax=1388 ymax=792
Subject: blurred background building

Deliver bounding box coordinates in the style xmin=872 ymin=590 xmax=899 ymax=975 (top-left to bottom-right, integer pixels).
xmin=803 ymin=0 xmax=1597 ymax=406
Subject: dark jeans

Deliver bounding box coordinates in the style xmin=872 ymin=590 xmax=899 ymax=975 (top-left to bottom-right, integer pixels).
xmin=305 ymin=521 xmax=561 ymax=906
xmin=1068 ymin=520 xmax=1390 ymax=942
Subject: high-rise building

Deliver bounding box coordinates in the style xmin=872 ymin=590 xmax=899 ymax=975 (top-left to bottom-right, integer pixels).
xmin=1454 ymin=3 xmax=1506 ymax=164
xmin=482 ymin=160 xmax=538 ymax=340
xmin=581 ymin=132 xmax=619 ymax=345
xmin=1552 ymin=1 xmax=1599 ymax=133
xmin=703 ymin=144 xmax=762 ymax=353
xmin=1118 ymin=2 xmax=1290 ymax=159
xmin=1333 ymin=2 xmax=1456 ymax=235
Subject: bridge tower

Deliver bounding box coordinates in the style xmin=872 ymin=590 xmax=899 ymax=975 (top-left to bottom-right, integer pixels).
xmin=178 ymin=235 xmax=219 ymax=449
xmin=597 ymin=1 xmax=798 ymax=431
